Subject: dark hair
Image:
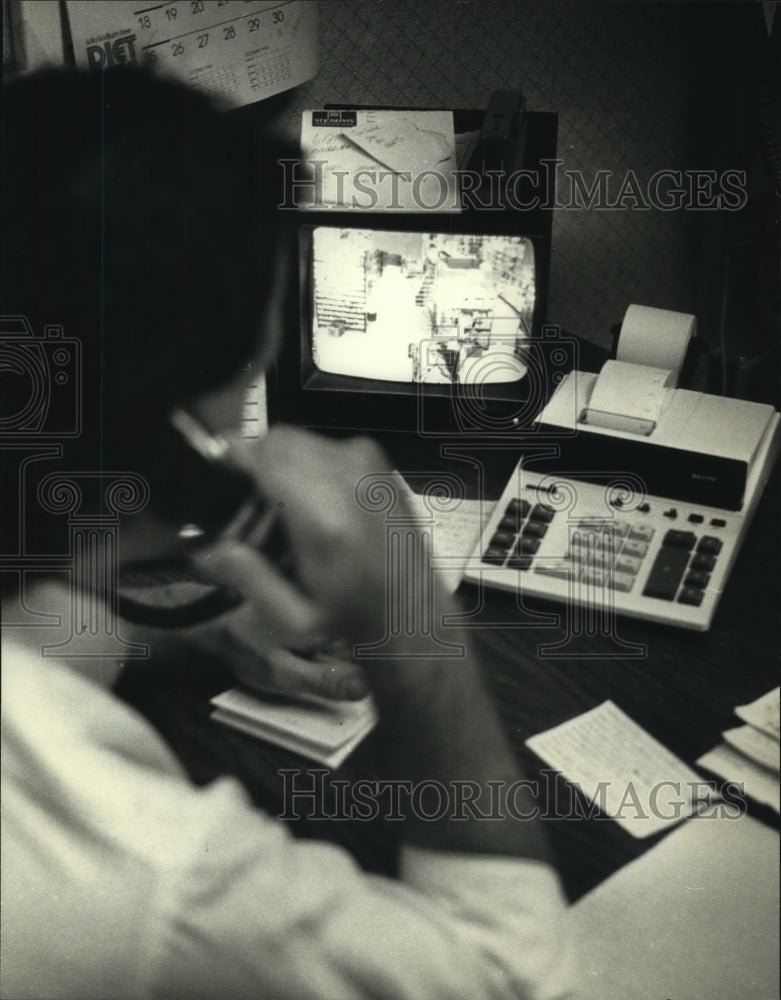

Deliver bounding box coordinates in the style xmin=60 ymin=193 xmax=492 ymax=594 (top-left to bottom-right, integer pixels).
xmin=1 ymin=66 xmax=294 ymax=567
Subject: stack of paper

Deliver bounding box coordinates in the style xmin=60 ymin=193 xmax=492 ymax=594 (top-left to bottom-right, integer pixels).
xmin=697 ymin=687 xmax=780 ymax=814
xmin=211 ymin=687 xmax=377 ymax=769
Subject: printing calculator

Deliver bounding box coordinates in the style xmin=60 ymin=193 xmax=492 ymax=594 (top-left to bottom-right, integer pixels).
xmin=463 ymin=368 xmax=780 ymax=631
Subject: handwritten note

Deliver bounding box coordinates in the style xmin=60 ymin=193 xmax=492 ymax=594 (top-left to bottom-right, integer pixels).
xmin=526 ymin=701 xmax=710 ymax=838
xmin=397 ymin=479 xmax=494 ymax=593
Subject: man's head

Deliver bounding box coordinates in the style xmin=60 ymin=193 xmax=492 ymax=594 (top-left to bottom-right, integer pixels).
xmin=1 ymin=67 xmax=293 ymax=557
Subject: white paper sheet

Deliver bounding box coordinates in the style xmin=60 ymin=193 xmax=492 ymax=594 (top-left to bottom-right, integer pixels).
xmin=66 ymin=1 xmax=318 ymax=107
xmin=569 ymin=814 xmax=779 ymax=1000
xmin=722 ymin=723 xmax=780 ymax=773
xmin=300 ymin=109 xmax=459 ymax=212
xmin=211 ymin=686 xmax=377 ymax=769
xmin=397 ymin=480 xmax=494 ymax=593
xmin=697 ymin=742 xmax=780 ymax=814
xmin=526 ymin=701 xmax=711 ymax=838
xmin=735 ymin=686 xmax=780 ymax=741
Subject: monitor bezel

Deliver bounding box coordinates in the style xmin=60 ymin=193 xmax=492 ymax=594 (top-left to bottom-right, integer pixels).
xmin=268 ymin=109 xmax=558 ymax=437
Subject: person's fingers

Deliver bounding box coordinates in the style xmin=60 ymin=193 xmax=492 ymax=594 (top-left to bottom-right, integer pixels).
xmin=244 ymin=429 xmax=401 ymax=635
xmin=246 ymin=647 xmax=369 ymax=701
xmin=191 ymin=541 xmax=330 ymax=649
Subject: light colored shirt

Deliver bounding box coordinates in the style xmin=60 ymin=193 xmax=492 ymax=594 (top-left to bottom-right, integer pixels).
xmin=1 ymin=642 xmax=572 ymax=1000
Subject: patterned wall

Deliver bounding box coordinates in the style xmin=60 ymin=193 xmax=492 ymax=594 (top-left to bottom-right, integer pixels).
xmin=277 ymin=1 xmax=709 ymax=347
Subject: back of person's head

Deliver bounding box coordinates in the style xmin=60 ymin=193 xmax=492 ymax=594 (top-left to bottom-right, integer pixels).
xmin=1 ymin=66 xmax=292 ymax=559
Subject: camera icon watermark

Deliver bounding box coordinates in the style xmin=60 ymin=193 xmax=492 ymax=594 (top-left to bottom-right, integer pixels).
xmin=1 ymin=315 xmax=147 ymax=659
xmin=0 ymin=315 xmax=81 ymax=439
xmin=416 ymin=324 xmax=580 ymax=438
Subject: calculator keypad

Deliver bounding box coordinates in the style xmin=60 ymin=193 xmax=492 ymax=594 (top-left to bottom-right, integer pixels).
xmin=480 ymin=500 xmax=725 ymax=606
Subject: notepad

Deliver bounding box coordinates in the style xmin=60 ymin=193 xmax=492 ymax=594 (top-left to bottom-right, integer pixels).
xmin=211 ymin=687 xmax=377 ymax=769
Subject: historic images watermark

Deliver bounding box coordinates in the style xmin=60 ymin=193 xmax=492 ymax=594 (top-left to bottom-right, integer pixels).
xmin=278 ymin=769 xmax=748 ymax=823
xmin=0 ymin=315 xmax=149 ymax=658
xmin=279 ymin=157 xmax=747 ymax=213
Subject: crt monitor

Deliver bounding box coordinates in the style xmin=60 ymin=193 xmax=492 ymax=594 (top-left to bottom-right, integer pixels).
xmin=267 ymin=110 xmax=558 ymax=438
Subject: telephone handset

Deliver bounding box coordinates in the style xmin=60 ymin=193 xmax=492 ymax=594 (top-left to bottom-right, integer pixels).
xmin=117 ymin=410 xmax=289 ymax=629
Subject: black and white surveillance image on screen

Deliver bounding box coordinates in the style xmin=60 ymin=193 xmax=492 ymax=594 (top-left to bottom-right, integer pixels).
xmin=311 ymin=228 xmax=535 ymax=385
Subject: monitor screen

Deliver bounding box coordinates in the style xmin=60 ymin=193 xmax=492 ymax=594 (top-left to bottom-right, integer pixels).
xmin=311 ymin=227 xmax=535 ymax=387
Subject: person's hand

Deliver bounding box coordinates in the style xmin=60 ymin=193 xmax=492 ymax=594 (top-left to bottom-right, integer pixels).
xmin=121 ymin=425 xmax=400 ymax=701
xmin=121 ymin=586 xmax=369 ymax=701
xmin=188 ymin=426 xmax=452 ymax=697
xmin=215 ymin=427 xmax=412 ymax=645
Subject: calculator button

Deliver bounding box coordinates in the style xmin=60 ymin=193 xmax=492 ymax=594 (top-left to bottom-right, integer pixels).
xmin=697 ymin=536 xmax=723 ymax=555
xmin=571 ymin=527 xmax=621 ymax=552
xmin=621 ymin=539 xmax=649 ymax=560
xmin=515 ymin=536 xmax=541 ymax=556
xmin=663 ymin=529 xmax=697 ymax=549
xmin=506 ymin=498 xmax=531 ymax=519
xmin=638 ymin=503 xmax=651 ymax=513
xmin=685 ymin=570 xmax=710 ymax=589
xmin=579 ymin=549 xmax=611 ymax=572
xmin=615 ymin=555 xmax=643 ymax=576
xmin=663 ymin=508 xmax=678 ymax=519
xmin=643 ymin=547 xmax=690 ymax=600
xmin=482 ymin=547 xmax=507 ymax=566
xmin=607 ymin=571 xmax=635 ymax=593
xmin=628 ymin=524 xmax=655 ymax=542
xmin=498 ymin=515 xmax=521 ymax=534
xmin=535 ymin=560 xmax=577 ymax=580
xmin=576 ymin=518 xmax=624 ymax=535
xmin=523 ymin=521 xmax=549 ymax=539
xmin=507 ymin=554 xmax=533 ymax=571
xmin=710 ymin=518 xmax=726 ymax=528
xmin=687 ymin=513 xmax=704 ymax=524
xmin=567 ymin=546 xmax=609 ymax=565
xmin=678 ymin=586 xmax=704 ymax=607
xmin=581 ymin=568 xmax=606 ymax=587
xmin=573 ymin=532 xmax=616 ymax=554
xmin=691 ymin=552 xmax=716 ymax=572
xmin=530 ymin=504 xmax=555 ymax=523
xmin=489 ymin=530 xmax=516 ymax=550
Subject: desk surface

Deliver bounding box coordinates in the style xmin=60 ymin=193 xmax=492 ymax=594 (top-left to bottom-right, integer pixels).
xmin=118 ymin=438 xmax=779 ymax=899
xmin=372 ymin=432 xmax=780 ymax=900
